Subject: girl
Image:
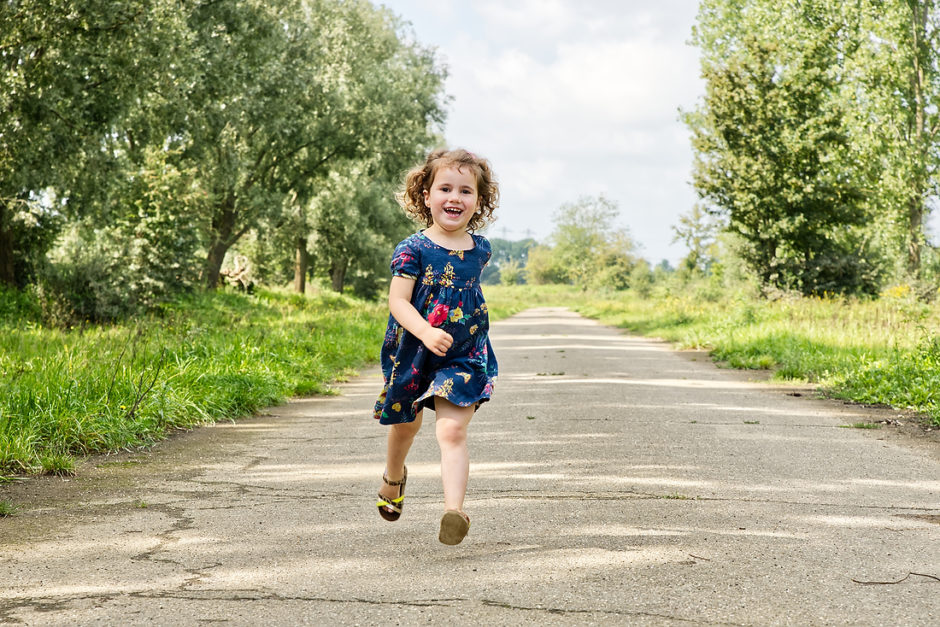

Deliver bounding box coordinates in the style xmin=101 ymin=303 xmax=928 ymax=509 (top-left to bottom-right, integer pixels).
xmin=373 ymin=148 xmax=499 ymax=546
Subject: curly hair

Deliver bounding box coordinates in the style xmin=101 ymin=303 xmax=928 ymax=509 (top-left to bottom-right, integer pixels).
xmin=398 ymin=148 xmax=499 ymax=232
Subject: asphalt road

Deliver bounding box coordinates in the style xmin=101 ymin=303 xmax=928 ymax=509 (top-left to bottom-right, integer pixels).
xmin=1 ymin=307 xmax=938 ymax=625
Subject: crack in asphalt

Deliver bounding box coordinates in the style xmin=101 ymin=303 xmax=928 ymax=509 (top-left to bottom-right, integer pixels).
xmin=469 ymin=490 xmax=940 ymax=513
xmin=480 ymin=599 xmax=746 ymax=625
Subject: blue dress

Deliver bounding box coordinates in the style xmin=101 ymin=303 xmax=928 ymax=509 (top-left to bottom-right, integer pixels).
xmin=374 ymin=231 xmax=498 ymax=425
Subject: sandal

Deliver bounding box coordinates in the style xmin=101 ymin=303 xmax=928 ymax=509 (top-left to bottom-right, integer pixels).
xmin=438 ymin=509 xmax=470 ymax=545
xmin=376 ymin=466 xmax=407 ymax=522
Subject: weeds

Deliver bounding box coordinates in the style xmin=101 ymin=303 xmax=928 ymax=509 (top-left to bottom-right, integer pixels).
xmin=0 ymin=500 xmax=16 ymax=517
xmin=544 ymin=284 xmax=940 ymax=429
xmin=0 ymin=288 xmax=386 ymax=475
xmin=40 ymin=453 xmax=76 ymax=476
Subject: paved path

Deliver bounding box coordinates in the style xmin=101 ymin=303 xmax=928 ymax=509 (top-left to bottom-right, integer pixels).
xmin=1 ymin=308 xmax=939 ymax=625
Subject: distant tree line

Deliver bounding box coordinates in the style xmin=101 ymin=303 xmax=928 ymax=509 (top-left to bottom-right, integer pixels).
xmin=684 ymin=0 xmax=940 ymax=297
xmin=0 ymin=0 xmax=445 ymax=323
xmin=485 ymin=195 xmax=658 ymax=292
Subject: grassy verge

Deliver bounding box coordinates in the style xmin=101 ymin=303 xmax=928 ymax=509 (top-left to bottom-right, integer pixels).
xmin=485 ymin=283 xmax=940 ymax=428
xmin=5 ymin=279 xmax=935 ymax=479
xmin=0 ymin=288 xmax=386 ymax=476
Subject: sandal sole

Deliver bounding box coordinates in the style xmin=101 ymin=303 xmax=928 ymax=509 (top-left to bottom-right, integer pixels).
xmin=438 ymin=511 xmax=470 ymax=545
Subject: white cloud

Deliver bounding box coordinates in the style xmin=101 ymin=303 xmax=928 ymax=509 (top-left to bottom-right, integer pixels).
xmin=379 ymin=0 xmax=705 ymax=264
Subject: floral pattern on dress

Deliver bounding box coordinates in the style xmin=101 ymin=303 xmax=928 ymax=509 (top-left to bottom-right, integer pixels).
xmin=374 ymin=232 xmax=498 ymax=425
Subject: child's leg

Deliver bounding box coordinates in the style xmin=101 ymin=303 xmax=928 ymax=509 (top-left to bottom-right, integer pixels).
xmin=434 ymin=397 xmax=475 ymax=512
xmin=379 ymin=411 xmax=422 ymax=502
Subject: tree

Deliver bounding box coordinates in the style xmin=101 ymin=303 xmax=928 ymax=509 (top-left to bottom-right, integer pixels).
xmin=673 ymin=204 xmax=720 ymax=276
xmin=181 ymin=0 xmax=445 ymax=289
xmin=0 ymin=0 xmax=187 ymax=288
xmin=482 ymin=237 xmax=537 ymax=284
xmin=307 ymin=165 xmax=413 ymax=297
xmin=550 ymin=195 xmax=639 ymax=289
xmin=847 ymin=0 xmax=940 ymax=278
xmin=688 ymin=0 xmax=877 ymax=295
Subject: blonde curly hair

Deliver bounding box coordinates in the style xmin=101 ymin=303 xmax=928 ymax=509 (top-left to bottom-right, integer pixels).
xmin=398 ymin=148 xmax=499 ymax=232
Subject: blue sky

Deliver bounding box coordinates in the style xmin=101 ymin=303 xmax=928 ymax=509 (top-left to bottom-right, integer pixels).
xmin=376 ymin=0 xmax=704 ymax=266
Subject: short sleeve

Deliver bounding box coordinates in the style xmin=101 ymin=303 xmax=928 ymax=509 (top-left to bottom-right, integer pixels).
xmin=390 ymin=237 xmax=420 ymax=279
xmin=478 ymin=236 xmax=492 ymax=266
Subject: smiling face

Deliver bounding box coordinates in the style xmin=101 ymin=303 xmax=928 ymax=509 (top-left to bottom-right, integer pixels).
xmin=423 ymin=166 xmax=480 ymax=234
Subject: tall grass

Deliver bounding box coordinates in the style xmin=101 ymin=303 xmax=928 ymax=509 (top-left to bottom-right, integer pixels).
xmin=0 ymin=288 xmax=386 ymax=475
xmin=4 ymin=279 xmax=936 ymax=478
xmin=498 ymin=282 xmax=940 ymax=427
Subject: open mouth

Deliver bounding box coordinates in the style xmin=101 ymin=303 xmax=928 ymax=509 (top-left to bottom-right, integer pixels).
xmin=443 ymin=207 xmax=463 ymax=217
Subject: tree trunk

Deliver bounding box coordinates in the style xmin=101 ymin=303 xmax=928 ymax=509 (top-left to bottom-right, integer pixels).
xmin=0 ymin=203 xmax=15 ymax=288
xmin=205 ymin=200 xmax=238 ymax=289
xmin=330 ymin=258 xmax=347 ymax=293
xmin=294 ymin=237 xmax=308 ymax=294
xmin=905 ymin=0 xmax=929 ymax=278
xmin=205 ymin=239 xmax=229 ymax=290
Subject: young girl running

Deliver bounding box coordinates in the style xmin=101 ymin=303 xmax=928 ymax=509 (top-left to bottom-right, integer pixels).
xmin=373 ymin=148 xmax=499 ymax=546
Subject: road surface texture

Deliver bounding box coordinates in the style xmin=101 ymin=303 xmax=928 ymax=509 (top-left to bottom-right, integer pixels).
xmin=2 ymin=308 xmax=938 ymax=625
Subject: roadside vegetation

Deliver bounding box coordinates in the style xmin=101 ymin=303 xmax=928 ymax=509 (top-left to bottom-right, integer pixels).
xmin=4 ymin=1 xmax=940 ymax=481
xmin=0 ymin=287 xmax=386 ymax=476
xmin=488 ymin=283 xmax=940 ymax=429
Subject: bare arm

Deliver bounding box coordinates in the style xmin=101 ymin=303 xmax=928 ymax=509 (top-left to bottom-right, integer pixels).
xmin=389 ymin=276 xmax=453 ymax=357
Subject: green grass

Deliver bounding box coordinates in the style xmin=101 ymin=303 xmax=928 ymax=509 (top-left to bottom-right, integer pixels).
xmin=0 ymin=500 xmax=16 ymax=517
xmin=485 ymin=283 xmax=940 ymax=428
xmin=4 ymin=279 xmax=936 ymax=478
xmin=0 ymin=287 xmax=386 ymax=476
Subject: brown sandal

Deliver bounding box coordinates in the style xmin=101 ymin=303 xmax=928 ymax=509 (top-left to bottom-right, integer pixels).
xmin=376 ymin=467 xmax=407 ymax=522
xmin=438 ymin=509 xmax=470 ymax=545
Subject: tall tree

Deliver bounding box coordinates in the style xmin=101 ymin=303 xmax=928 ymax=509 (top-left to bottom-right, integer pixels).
xmin=688 ymin=0 xmax=876 ymax=294
xmin=851 ymin=0 xmax=940 ymax=278
xmin=183 ymin=0 xmax=444 ymax=289
xmin=0 ymin=0 xmax=186 ymax=287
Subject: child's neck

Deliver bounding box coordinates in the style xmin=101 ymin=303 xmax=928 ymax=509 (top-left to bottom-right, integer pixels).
xmin=423 ymin=225 xmax=473 ymax=250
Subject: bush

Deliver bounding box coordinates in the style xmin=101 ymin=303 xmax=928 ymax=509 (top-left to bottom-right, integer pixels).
xmin=499 ymin=259 xmax=524 ymax=285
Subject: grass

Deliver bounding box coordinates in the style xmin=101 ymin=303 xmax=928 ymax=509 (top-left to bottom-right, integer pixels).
xmin=0 ymin=287 xmax=386 ymax=476
xmin=4 ymin=278 xmax=937 ymax=478
xmin=485 ymin=282 xmax=940 ymax=428
xmin=0 ymin=499 xmax=16 ymax=517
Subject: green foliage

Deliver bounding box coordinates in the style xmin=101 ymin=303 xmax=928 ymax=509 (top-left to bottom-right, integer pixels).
xmin=482 ymin=238 xmax=537 ymax=284
xmin=498 ymin=259 xmax=524 ymax=286
xmin=523 ymin=196 xmax=640 ymax=290
xmin=688 ymin=0 xmax=940 ymax=291
xmin=0 ymin=0 xmax=191 ymax=286
xmin=566 ymin=284 xmax=940 ymax=426
xmin=0 ymin=288 xmax=386 ymax=475
xmin=688 ymin=4 xmax=875 ymax=295
xmin=524 ymin=245 xmax=569 ymax=285
xmin=673 ymin=204 xmax=720 ymax=277
xmin=0 ymin=0 xmax=446 ymax=304
xmin=307 ymin=165 xmax=415 ymax=298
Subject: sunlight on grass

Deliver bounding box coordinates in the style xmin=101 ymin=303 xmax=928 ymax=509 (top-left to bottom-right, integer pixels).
xmin=0 ymin=288 xmax=386 ymax=475
xmin=484 ymin=283 xmax=940 ymax=427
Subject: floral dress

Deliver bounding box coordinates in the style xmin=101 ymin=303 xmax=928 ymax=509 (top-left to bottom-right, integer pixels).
xmin=374 ymin=231 xmax=498 ymax=425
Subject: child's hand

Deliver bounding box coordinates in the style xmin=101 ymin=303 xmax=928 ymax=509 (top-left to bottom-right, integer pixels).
xmin=420 ymin=327 xmax=453 ymax=357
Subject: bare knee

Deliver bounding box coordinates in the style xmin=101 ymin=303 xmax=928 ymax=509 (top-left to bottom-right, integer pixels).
xmin=436 ymin=417 xmax=467 ymax=448
xmin=391 ymin=415 xmax=422 ymax=442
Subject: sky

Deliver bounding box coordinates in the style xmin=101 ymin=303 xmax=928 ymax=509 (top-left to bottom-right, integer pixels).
xmin=376 ymin=0 xmax=705 ymax=266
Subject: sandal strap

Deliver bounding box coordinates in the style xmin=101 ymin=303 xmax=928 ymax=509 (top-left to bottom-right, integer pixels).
xmin=382 ymin=466 xmax=407 ymax=487
xmin=376 ymin=494 xmax=403 ymax=513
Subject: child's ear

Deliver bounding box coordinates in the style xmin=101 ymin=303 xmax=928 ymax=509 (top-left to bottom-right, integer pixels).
xmin=423 ymin=189 xmax=430 ymax=205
